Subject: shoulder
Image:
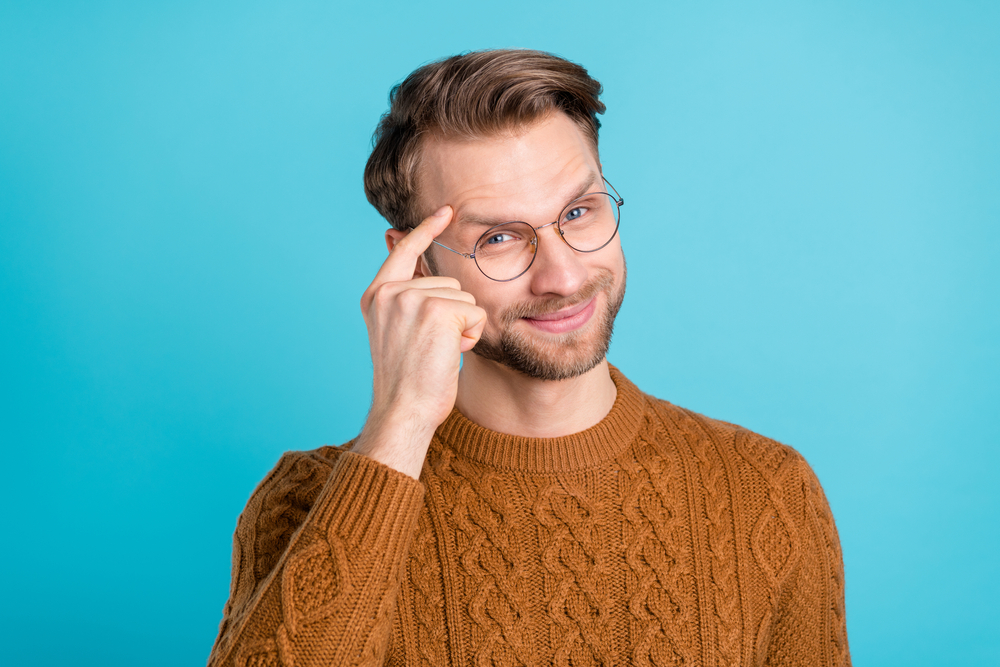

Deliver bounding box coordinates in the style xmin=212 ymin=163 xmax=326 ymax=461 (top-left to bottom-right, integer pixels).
xmin=643 ymin=396 xmax=798 ymax=468
xmin=640 ymin=394 xmax=839 ymax=557
xmin=640 ymin=395 xmax=823 ymax=509
xmin=236 ymin=443 xmax=354 ymax=579
xmin=247 ymin=443 xmax=355 ymax=513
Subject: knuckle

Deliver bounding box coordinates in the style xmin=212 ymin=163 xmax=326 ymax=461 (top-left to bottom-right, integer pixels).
xmin=397 ymin=288 xmax=424 ymax=311
xmin=371 ymin=282 xmax=394 ymax=308
xmin=420 ymin=297 xmax=448 ymax=318
xmin=398 ymin=286 xmax=420 ymax=303
xmin=361 ymin=286 xmax=378 ymax=312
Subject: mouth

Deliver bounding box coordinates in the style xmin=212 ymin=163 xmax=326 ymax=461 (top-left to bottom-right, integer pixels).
xmin=522 ymin=296 xmax=597 ymax=334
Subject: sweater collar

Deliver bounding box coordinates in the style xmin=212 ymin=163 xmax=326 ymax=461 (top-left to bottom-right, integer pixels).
xmin=433 ymin=365 xmax=645 ymax=473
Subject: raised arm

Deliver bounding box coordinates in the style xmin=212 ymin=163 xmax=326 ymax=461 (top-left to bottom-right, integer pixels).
xmin=208 ymin=207 xmax=486 ymax=665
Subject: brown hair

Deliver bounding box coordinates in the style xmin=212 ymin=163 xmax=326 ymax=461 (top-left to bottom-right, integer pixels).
xmin=363 ymin=49 xmax=606 ymax=231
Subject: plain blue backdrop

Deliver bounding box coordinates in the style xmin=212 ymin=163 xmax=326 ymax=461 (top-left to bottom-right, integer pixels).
xmin=1 ymin=1 xmax=997 ymax=665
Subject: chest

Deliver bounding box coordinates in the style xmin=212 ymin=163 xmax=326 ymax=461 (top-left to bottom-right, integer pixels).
xmin=385 ymin=443 xmax=787 ymax=667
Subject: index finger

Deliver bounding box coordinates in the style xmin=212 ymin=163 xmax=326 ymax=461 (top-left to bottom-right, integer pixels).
xmin=374 ymin=206 xmax=453 ymax=284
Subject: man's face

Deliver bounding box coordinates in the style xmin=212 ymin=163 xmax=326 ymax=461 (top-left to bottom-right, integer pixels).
xmin=418 ymin=112 xmax=626 ymax=381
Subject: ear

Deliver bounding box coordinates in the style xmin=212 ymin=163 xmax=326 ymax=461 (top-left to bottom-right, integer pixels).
xmin=384 ymin=227 xmax=406 ymax=253
xmin=385 ymin=228 xmax=433 ymax=278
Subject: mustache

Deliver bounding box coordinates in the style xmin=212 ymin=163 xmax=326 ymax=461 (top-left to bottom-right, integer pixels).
xmin=496 ymin=270 xmax=616 ymax=324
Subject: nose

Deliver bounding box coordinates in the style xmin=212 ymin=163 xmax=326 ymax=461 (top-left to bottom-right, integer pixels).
xmin=526 ymin=223 xmax=588 ymax=297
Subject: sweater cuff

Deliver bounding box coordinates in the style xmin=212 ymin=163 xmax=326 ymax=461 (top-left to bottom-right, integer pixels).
xmin=314 ymin=450 xmax=426 ymax=554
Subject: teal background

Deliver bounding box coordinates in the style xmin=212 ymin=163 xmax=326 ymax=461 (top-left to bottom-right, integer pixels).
xmin=1 ymin=1 xmax=997 ymax=664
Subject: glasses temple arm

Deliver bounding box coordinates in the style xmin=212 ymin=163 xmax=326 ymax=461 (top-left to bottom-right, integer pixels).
xmin=432 ymin=240 xmax=473 ymax=259
xmin=602 ymin=177 xmax=624 ymax=207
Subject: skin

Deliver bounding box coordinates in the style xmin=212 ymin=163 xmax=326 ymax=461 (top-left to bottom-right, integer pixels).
xmin=353 ymin=112 xmax=626 ymax=479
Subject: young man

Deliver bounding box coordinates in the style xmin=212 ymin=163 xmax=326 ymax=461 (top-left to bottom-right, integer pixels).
xmin=208 ymin=50 xmax=850 ymax=667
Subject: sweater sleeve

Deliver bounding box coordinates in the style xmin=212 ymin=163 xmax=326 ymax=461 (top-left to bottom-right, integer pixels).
xmin=206 ymin=448 xmax=425 ymax=667
xmin=766 ymin=452 xmax=851 ymax=667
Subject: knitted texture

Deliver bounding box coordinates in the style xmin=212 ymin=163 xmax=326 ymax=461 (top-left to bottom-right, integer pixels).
xmin=207 ymin=368 xmax=850 ymax=667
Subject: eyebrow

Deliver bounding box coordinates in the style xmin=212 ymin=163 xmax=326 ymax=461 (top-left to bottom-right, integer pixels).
xmin=455 ymin=172 xmax=601 ymax=228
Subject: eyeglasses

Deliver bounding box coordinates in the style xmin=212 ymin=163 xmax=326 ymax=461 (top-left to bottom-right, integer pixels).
xmin=432 ymin=178 xmax=624 ymax=282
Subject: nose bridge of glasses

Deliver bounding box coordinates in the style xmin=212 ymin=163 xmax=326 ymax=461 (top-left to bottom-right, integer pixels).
xmin=532 ymin=222 xmax=580 ymax=263
xmin=535 ymin=218 xmax=572 ymax=246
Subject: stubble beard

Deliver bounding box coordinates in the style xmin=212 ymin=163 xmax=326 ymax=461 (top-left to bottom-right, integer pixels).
xmin=471 ymin=261 xmax=627 ymax=381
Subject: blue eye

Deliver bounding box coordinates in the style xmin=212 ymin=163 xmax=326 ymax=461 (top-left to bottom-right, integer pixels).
xmin=564 ymin=206 xmax=588 ymax=222
xmin=485 ymin=232 xmax=515 ymax=245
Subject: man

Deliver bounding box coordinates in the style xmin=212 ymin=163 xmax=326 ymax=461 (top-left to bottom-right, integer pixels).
xmin=207 ymin=50 xmax=849 ymax=667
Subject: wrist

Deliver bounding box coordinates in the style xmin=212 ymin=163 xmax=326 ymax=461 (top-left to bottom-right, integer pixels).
xmin=352 ymin=410 xmax=438 ymax=480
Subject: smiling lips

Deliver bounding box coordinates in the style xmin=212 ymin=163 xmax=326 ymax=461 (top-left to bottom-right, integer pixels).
xmin=523 ymin=297 xmax=597 ymax=334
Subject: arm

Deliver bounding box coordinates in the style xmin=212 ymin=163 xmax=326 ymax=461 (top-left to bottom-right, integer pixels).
xmin=207 ymin=449 xmax=425 ymax=667
xmin=767 ymin=453 xmax=851 ymax=667
xmin=208 ymin=208 xmax=483 ymax=666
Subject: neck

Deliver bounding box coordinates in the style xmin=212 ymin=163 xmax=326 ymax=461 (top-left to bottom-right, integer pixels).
xmin=454 ymin=354 xmax=617 ymax=438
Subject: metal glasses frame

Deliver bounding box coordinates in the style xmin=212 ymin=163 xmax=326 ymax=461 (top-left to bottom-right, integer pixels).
xmin=431 ymin=177 xmax=624 ymax=282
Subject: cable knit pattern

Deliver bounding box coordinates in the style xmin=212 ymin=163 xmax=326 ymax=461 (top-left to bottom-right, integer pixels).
xmin=532 ymin=472 xmax=614 ymax=666
xmin=434 ymin=452 xmax=535 ymax=667
xmin=406 ymin=508 xmax=450 ymax=666
xmin=207 ymin=367 xmax=850 ymax=666
xmin=618 ymin=414 xmax=697 ymax=666
xmin=805 ymin=464 xmax=849 ymax=667
xmin=664 ymin=406 xmax=743 ymax=667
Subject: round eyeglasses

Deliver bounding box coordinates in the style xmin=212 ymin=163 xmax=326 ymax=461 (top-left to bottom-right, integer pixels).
xmin=432 ymin=178 xmax=624 ymax=282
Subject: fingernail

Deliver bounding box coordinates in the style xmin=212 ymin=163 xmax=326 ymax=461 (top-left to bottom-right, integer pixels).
xmin=433 ymin=206 xmax=450 ymax=217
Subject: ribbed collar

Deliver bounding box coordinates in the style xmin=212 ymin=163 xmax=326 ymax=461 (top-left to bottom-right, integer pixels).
xmin=434 ymin=365 xmax=646 ymax=473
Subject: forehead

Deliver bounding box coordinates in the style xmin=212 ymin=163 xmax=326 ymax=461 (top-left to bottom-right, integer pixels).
xmin=417 ymin=112 xmax=600 ymax=222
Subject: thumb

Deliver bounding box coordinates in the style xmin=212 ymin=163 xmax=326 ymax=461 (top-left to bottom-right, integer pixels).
xmin=460 ymin=311 xmax=488 ymax=353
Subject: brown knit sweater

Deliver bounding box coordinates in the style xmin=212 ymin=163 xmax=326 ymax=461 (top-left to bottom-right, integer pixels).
xmin=207 ymin=368 xmax=850 ymax=666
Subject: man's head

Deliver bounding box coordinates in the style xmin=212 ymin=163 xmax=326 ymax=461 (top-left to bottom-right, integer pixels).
xmin=364 ymin=50 xmax=626 ymax=382
xmin=364 ymin=49 xmax=605 ymax=231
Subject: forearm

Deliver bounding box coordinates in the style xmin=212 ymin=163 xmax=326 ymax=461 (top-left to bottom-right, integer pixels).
xmin=208 ymin=451 xmax=425 ymax=667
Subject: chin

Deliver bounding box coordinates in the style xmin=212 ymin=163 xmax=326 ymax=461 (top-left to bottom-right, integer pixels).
xmin=472 ymin=266 xmax=626 ymax=382
xmin=474 ymin=327 xmax=610 ymax=381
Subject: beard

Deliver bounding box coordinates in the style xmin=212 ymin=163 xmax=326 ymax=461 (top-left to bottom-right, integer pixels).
xmin=471 ymin=261 xmax=627 ymax=381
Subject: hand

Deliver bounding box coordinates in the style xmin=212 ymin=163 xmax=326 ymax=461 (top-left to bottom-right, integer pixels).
xmin=352 ymin=206 xmax=488 ymax=479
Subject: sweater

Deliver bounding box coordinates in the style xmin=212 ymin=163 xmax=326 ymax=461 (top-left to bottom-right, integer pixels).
xmin=207 ymin=367 xmax=850 ymax=666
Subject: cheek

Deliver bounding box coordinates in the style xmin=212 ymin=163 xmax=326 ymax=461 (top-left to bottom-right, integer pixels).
xmin=606 ymin=244 xmax=626 ymax=276
xmin=475 ymin=290 xmax=510 ymax=318
xmin=428 ymin=246 xmax=475 ymax=281
xmin=475 ymin=286 xmax=529 ymax=327
xmin=587 ymin=245 xmax=624 ymax=278
xmin=435 ymin=255 xmax=501 ymax=306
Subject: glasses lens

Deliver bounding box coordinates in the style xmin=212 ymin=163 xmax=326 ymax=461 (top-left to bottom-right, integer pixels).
xmin=557 ymin=192 xmax=620 ymax=252
xmin=474 ymin=221 xmax=537 ymax=281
